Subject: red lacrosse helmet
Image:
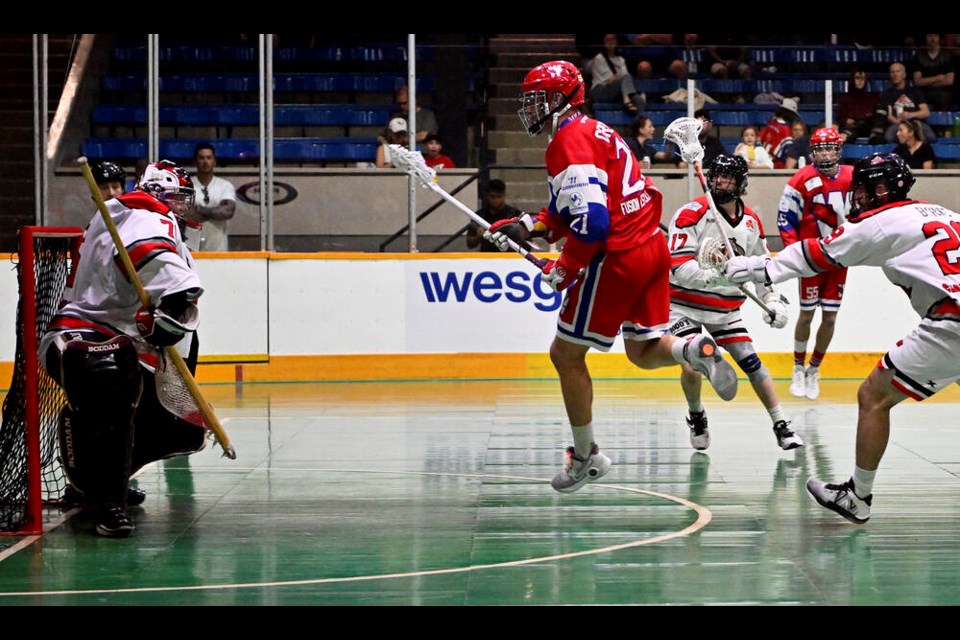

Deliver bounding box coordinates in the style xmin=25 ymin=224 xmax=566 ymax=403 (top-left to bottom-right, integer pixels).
xmin=809 ymin=127 xmax=843 ymax=172
xmin=518 ymin=60 xmax=585 ymax=136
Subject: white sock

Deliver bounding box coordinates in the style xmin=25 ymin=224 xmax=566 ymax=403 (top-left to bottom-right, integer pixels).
xmin=767 ymin=404 xmax=785 ymax=424
xmin=852 ymin=466 xmax=876 ymax=497
xmin=572 ymin=422 xmax=596 ymax=458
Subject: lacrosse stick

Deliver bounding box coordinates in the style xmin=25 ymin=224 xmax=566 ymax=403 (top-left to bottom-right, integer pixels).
xmin=77 ymin=157 xmax=236 ymax=460
xmin=664 ymin=117 xmax=775 ymax=317
xmin=388 ymin=144 xmax=549 ymax=270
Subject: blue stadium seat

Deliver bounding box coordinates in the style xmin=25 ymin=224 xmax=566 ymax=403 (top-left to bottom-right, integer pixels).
xmin=81 ymin=138 xmax=148 ymax=160
xmin=843 ymin=143 xmax=894 ymax=160
xmin=927 ymin=111 xmax=959 ymax=127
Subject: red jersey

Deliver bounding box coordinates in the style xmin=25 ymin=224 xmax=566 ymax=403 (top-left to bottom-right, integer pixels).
xmin=533 ymin=113 xmax=663 ymax=271
xmin=758 ymin=117 xmax=793 ymax=169
xmin=777 ymin=164 xmax=854 ymax=245
xmin=424 ymin=153 xmax=456 ymax=169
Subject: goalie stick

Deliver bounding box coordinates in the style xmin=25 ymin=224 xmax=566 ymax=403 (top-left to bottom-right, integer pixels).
xmin=664 ymin=117 xmax=776 ymax=317
xmin=387 ymin=144 xmax=549 ymax=270
xmin=77 ymin=157 xmax=236 ymax=460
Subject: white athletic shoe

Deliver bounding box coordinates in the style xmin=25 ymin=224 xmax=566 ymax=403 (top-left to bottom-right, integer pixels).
xmin=686 ymin=412 xmax=710 ymax=451
xmin=684 ymin=335 xmax=738 ymax=401
xmin=789 ymin=365 xmax=806 ymax=398
xmin=805 ymin=366 xmax=821 ymax=400
xmin=773 ymin=420 xmax=803 ymax=450
xmin=806 ymin=477 xmax=872 ymax=524
xmin=550 ymin=444 xmax=611 ymax=493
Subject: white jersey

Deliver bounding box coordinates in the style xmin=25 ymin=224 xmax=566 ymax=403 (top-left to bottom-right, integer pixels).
xmin=767 ymin=199 xmax=960 ymax=320
xmin=41 ymin=191 xmax=203 ymax=353
xmin=668 ymin=196 xmax=773 ymax=324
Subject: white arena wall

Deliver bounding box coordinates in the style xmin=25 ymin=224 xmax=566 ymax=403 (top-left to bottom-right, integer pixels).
xmin=1 ymin=252 xmax=916 ymax=386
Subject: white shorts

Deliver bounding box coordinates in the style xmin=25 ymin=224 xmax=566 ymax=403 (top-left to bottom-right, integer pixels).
xmin=881 ymin=318 xmax=960 ymax=400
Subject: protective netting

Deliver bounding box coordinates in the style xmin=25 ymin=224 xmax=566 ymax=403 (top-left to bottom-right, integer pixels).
xmin=0 ymin=230 xmax=77 ymax=532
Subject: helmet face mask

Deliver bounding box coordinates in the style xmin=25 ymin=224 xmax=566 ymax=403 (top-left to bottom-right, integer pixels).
xmin=136 ymin=160 xmax=196 ymax=221
xmin=707 ymin=155 xmax=748 ymax=205
xmin=809 ymin=127 xmax=843 ymax=172
xmin=517 ymin=60 xmax=585 ymax=136
xmin=851 ymin=152 xmax=915 ymax=214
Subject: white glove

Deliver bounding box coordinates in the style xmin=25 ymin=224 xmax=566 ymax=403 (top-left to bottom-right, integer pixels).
xmin=765 ymin=302 xmax=789 ymax=329
xmin=726 ymin=255 xmax=770 ymax=285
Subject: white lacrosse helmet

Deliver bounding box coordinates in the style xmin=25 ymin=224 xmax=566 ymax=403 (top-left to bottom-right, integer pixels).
xmin=137 ymin=160 xmax=196 ymax=216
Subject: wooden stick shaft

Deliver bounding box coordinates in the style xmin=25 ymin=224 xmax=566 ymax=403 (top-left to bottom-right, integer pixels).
xmin=76 ymin=158 xmax=236 ymax=459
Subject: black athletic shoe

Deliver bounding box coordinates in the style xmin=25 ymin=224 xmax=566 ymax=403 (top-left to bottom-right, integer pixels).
xmin=94 ymin=504 xmax=135 ymax=538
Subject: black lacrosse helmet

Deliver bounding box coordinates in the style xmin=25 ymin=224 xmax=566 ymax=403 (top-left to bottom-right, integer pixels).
xmin=851 ymin=152 xmax=915 ymax=214
xmin=91 ymin=161 xmax=126 ymax=187
xmin=707 ymin=154 xmax=748 ymax=204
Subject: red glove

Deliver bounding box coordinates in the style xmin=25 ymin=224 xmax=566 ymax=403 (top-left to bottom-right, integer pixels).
xmin=541 ymin=258 xmax=578 ymax=292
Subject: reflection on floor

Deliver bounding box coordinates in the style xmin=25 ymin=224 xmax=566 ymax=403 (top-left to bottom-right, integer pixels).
xmin=1 ymin=379 xmax=959 ymax=605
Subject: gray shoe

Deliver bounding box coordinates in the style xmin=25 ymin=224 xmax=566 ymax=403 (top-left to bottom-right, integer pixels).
xmin=550 ymin=444 xmax=611 ymax=493
xmin=806 ymin=478 xmax=872 ymax=524
xmin=684 ymin=335 xmax=738 ymax=401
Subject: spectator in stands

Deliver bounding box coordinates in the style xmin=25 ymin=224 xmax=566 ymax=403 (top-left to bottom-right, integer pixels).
xmin=422 ymin=133 xmax=456 ymax=169
xmin=590 ymin=34 xmax=646 ymax=113
xmin=838 ymin=67 xmax=880 ymax=142
xmin=624 ymin=34 xmax=697 ymax=81
xmin=466 ymin=179 xmax=522 ymax=252
xmin=758 ymin=98 xmax=800 ymax=168
xmin=703 ymin=34 xmax=753 ymax=80
xmin=893 ymin=120 xmax=936 ymax=169
xmin=625 ymin=114 xmax=669 ymax=168
xmin=189 ymin=143 xmax=236 ymax=252
xmin=792 ymin=119 xmax=808 ymax=141
xmin=912 ymin=34 xmax=954 ymax=111
xmin=733 ymin=125 xmax=774 ymax=169
xmin=675 ymin=109 xmax=728 ymax=169
xmin=870 ymin=62 xmax=936 ymax=144
xmin=391 ymin=86 xmax=438 ymax=145
xmin=376 ymin=117 xmax=409 ymax=169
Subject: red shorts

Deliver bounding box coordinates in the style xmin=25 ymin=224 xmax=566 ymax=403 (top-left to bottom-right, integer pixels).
xmin=557 ymin=235 xmax=670 ymax=351
xmin=798 ymin=268 xmax=847 ymax=312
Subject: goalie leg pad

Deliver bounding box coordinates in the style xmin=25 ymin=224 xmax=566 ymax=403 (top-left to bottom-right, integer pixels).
xmin=58 ymin=336 xmax=142 ymax=505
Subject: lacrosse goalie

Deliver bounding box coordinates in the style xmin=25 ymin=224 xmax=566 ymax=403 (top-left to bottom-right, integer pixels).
xmin=39 ymin=160 xmax=208 ymax=538
xmin=666 ymin=154 xmax=802 ymax=452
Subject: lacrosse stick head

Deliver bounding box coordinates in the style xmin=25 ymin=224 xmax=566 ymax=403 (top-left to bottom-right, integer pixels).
xmin=155 ymin=347 xmax=205 ymax=428
xmin=388 ymin=144 xmax=437 ymax=185
xmin=697 ymin=235 xmax=729 ymax=274
xmin=664 ymin=117 xmax=705 ymax=165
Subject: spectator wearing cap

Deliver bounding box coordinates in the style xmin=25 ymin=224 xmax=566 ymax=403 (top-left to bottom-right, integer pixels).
xmin=674 ymin=108 xmax=729 ymax=169
xmin=758 ymin=98 xmax=800 ymax=168
xmin=422 ymin=133 xmax=456 ymax=169
xmin=375 ymin=117 xmax=410 ymax=168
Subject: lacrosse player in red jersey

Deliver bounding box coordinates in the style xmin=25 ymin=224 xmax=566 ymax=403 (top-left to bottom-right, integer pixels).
xmin=727 ymin=152 xmax=960 ymax=524
xmin=39 ymin=160 xmax=207 ymax=538
xmin=666 ymin=154 xmax=799 ymax=453
xmin=483 ymin=60 xmax=739 ymax=494
xmin=777 ymin=127 xmax=854 ymax=400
